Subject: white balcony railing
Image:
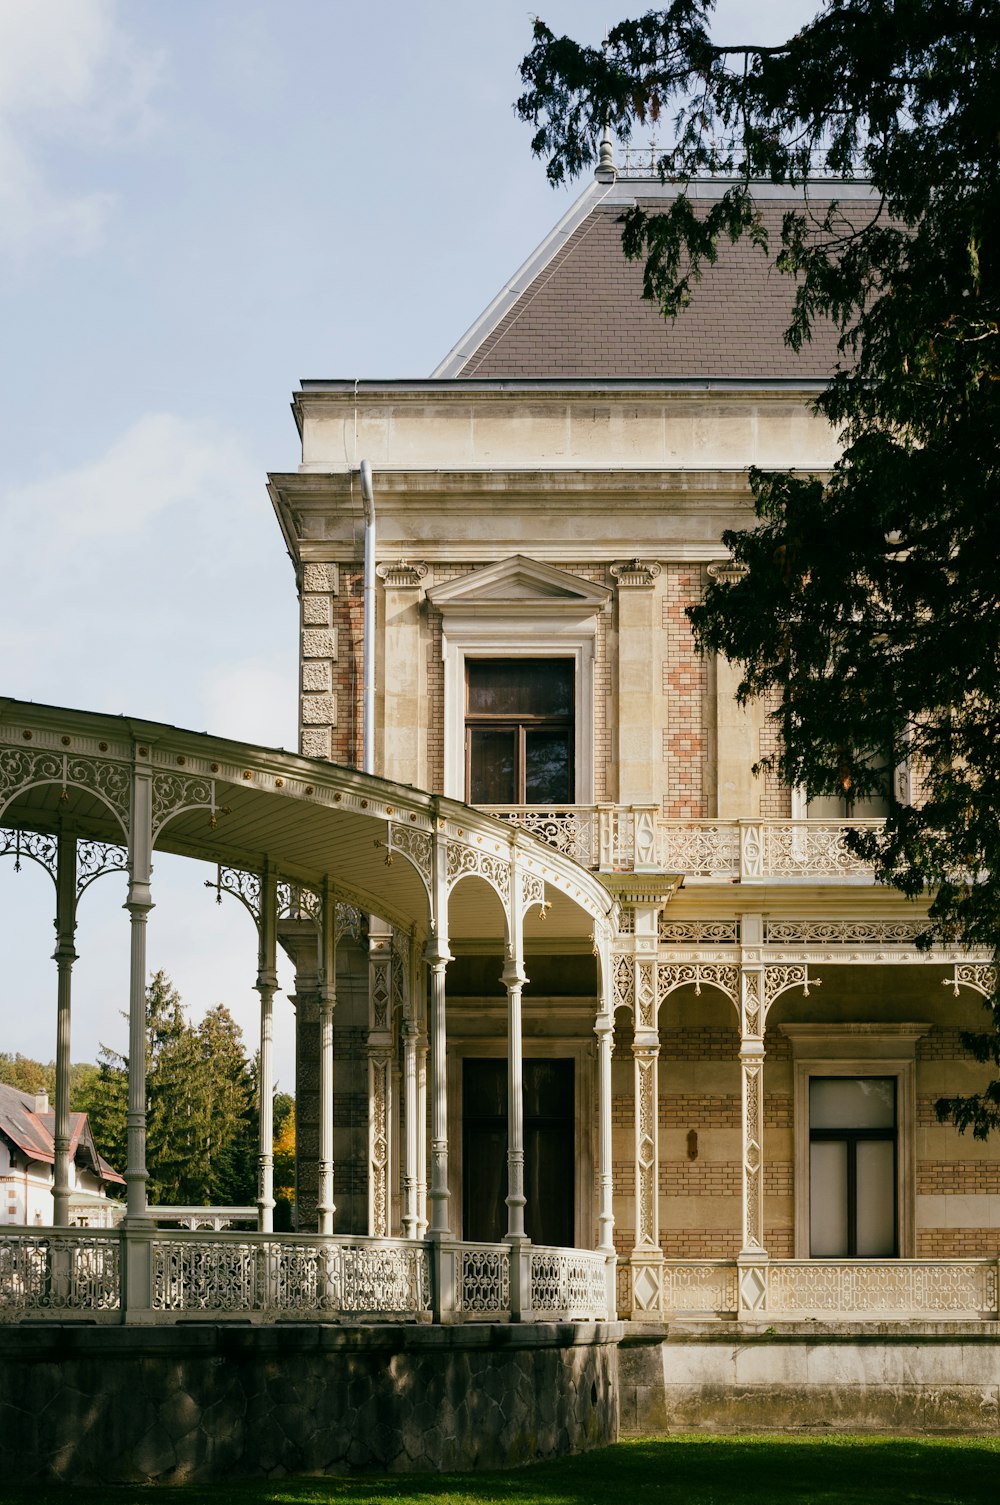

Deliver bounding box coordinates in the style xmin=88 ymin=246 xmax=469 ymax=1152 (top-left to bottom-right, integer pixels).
xmin=621 ymin=1257 xmax=1000 ymax=1322
xmin=0 ymin=1228 xmax=615 ymax=1326
xmin=482 ymin=806 xmax=883 ymax=883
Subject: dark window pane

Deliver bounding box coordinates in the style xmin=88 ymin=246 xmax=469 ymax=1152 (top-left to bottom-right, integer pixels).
xmin=467 ymin=659 xmax=573 ymax=717
xmin=524 ymin=728 xmax=572 ymax=803
xmin=469 ymin=728 xmax=515 ymax=804
xmin=464 ymin=1059 xmax=507 ymax=1119
xmin=461 ymin=1059 xmax=575 ymax=1247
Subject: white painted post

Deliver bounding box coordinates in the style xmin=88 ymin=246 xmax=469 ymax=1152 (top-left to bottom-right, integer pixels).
xmin=256 ymin=861 xmax=278 ymax=1233
xmin=317 ymin=881 xmax=336 ymax=1234
xmin=125 ymin=756 xmax=154 ymax=1228
xmin=402 ymin=1015 xmax=419 ymax=1238
xmin=52 ymin=832 xmax=78 ymax=1228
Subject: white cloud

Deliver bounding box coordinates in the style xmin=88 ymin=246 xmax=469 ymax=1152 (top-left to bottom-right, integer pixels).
xmin=12 ymin=412 xmax=259 ymax=539
xmin=0 ymin=410 xmax=293 ymax=740
xmin=0 ymin=0 xmax=161 ymax=258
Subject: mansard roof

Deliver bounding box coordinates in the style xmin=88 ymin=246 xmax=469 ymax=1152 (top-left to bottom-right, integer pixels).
xmin=433 ymin=174 xmax=879 ymax=383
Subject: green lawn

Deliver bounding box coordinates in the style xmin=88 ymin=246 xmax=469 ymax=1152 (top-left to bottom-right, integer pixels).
xmin=14 ymin=1434 xmax=1000 ymax=1505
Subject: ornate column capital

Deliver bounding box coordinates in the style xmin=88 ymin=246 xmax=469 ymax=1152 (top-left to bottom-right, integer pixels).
xmin=610 ymin=559 xmax=662 ymax=589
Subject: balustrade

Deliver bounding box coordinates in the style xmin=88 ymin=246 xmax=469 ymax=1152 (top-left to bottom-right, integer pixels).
xmin=633 ymin=1258 xmax=1000 ymax=1321
xmin=484 ymin=806 xmax=883 ymax=882
xmin=0 ymin=1229 xmax=612 ymax=1325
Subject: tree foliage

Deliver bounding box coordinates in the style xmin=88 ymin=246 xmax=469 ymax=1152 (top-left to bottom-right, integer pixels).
xmin=90 ymin=971 xmax=262 ymax=1205
xmin=518 ymin=1 xmax=1000 ymax=1132
xmin=0 ymin=1053 xmax=100 ymax=1111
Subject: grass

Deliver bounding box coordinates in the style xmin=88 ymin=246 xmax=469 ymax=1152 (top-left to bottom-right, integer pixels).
xmin=13 ymin=1434 xmax=1000 ymax=1505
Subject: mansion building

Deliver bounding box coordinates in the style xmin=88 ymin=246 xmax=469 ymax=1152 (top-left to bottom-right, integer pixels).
xmin=263 ymin=163 xmax=1000 ymax=1322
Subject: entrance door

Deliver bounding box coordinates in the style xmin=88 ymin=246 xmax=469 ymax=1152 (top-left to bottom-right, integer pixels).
xmin=462 ymin=1058 xmax=575 ymax=1246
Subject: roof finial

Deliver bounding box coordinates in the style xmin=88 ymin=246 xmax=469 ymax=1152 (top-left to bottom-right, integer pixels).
xmin=595 ymin=31 xmax=617 ymax=183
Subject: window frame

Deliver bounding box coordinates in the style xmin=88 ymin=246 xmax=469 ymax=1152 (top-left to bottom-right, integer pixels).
xmin=782 ymin=1024 xmax=927 ymax=1259
xmin=464 ymin=657 xmax=576 ymax=805
xmin=808 ymin=1075 xmax=899 ymax=1257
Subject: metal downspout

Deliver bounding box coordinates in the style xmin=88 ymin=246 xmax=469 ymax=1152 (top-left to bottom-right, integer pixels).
xmin=359 ymin=460 xmax=376 ymax=775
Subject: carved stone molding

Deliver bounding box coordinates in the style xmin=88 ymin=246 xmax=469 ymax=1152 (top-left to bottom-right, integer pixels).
xmin=610 ymin=559 xmax=661 ymax=589
xmin=707 ymin=559 xmax=748 ymax=586
xmin=375 ymin=560 xmax=428 ymax=589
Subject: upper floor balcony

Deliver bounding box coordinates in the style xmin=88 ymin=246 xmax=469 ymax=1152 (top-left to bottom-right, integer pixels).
xmin=479 ymin=805 xmax=884 ymax=884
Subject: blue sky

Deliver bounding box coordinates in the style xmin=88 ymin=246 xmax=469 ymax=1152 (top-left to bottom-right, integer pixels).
xmin=1 ymin=0 xmax=817 ymax=1095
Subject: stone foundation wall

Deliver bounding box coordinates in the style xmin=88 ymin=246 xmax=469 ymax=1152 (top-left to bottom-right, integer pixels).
xmin=0 ymin=1322 xmax=620 ymax=1485
xmin=619 ymin=1324 xmax=1000 ymax=1434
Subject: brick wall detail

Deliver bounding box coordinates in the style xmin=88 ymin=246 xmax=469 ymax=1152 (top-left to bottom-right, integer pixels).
xmin=661 ymin=566 xmax=707 ymax=817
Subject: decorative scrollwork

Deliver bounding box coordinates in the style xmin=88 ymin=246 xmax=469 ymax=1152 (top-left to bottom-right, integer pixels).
xmin=336 ymin=902 xmax=364 ymax=943
xmin=0 ymin=749 xmax=130 ymax=830
xmin=764 ymin=919 xmax=924 ymax=947
xmin=768 ymin=1259 xmax=998 ymax=1316
xmin=487 ymin=807 xmax=596 ymax=867
xmin=387 ymin=822 xmax=433 ymax=895
xmin=0 ymin=826 xmax=58 ymax=884
xmin=277 ymin=881 xmax=322 ymax=924
xmin=661 ymin=1261 xmax=739 ymax=1315
xmin=457 ymin=1245 xmax=510 ymax=1314
xmin=660 ymin=919 xmax=740 ymax=945
xmin=207 ymin=864 xmax=262 ymax=920
xmin=944 ymin=963 xmax=997 ymax=998
xmin=763 ymin=964 xmax=817 ymax=1018
xmin=151 ymin=773 xmax=218 ymax=840
xmin=521 ymin=870 xmax=545 ymax=915
xmin=658 ymin=962 xmax=740 ymax=1007
xmin=75 ymin=840 xmax=128 ymax=897
xmin=369 ymin=1054 xmax=391 ymax=1235
xmin=0 ymin=1232 xmax=120 ymax=1319
xmin=657 ymin=821 xmax=742 ymax=878
xmin=529 ymin=1247 xmax=609 ymax=1319
xmin=742 ymin=1059 xmax=763 ymax=1250
xmin=635 ymin=1049 xmax=658 ymax=1248
xmin=613 ymin=953 xmax=634 ymax=1013
xmin=446 ymin=842 xmax=511 ymax=906
xmin=0 ymin=829 xmax=127 ymax=901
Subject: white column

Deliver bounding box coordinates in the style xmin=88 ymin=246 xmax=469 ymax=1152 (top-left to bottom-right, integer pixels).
xmin=503 ymin=858 xmax=528 ymax=1246
xmin=425 ymin=940 xmax=452 ymax=1237
xmin=52 ymin=832 xmax=78 ymax=1228
xmin=503 ymin=961 xmax=527 ymax=1243
xmin=627 ymin=898 xmax=664 ymax=1317
xmin=317 ymin=882 xmax=336 ymax=1234
xmin=402 ymin=1015 xmax=419 ymax=1238
xmin=256 ymin=862 xmax=278 ymax=1233
xmin=125 ymin=760 xmax=154 ymax=1226
xmin=416 ymin=1026 xmax=428 ymax=1238
xmin=739 ymin=962 xmax=766 ymax=1257
xmin=368 ymin=918 xmax=394 ymax=1237
xmin=594 ymin=1016 xmax=615 ymax=1254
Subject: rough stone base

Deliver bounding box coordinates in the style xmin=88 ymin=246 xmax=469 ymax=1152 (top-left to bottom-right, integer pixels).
xmin=619 ymin=1322 xmax=1000 ymax=1434
xmin=0 ymin=1321 xmax=620 ymax=1484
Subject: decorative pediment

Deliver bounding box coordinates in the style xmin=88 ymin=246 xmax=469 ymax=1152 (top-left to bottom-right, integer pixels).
xmin=426 ymin=555 xmax=610 ymax=618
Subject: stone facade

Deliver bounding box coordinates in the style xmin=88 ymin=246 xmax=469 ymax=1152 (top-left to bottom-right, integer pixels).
xmin=0 ymin=1323 xmax=619 ymax=1484
xmin=619 ymin=1326 xmax=1000 ymax=1433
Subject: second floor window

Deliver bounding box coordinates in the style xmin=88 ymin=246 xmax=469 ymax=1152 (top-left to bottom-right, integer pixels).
xmin=465 ymin=658 xmax=574 ymax=804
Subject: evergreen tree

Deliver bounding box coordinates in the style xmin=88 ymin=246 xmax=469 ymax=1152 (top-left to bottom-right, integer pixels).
xmin=518 ymin=0 xmax=1000 ymax=1132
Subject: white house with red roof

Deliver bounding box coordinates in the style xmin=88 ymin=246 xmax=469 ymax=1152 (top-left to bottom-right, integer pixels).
xmin=0 ymin=1082 xmax=123 ymax=1227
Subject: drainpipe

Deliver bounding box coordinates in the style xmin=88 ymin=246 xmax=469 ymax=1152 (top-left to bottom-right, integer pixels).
xmin=359 ymin=460 xmax=376 ymax=775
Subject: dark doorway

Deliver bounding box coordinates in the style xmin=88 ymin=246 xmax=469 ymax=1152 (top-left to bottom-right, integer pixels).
xmin=462 ymin=1058 xmax=575 ymax=1246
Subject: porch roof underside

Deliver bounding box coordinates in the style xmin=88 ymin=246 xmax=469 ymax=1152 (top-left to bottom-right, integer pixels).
xmin=0 ymin=699 xmax=610 ymax=948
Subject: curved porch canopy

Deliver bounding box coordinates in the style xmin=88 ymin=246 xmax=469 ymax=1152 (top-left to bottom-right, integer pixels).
xmin=0 ymin=696 xmax=613 ymax=944
xmin=0 ymin=696 xmax=617 ymax=1241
